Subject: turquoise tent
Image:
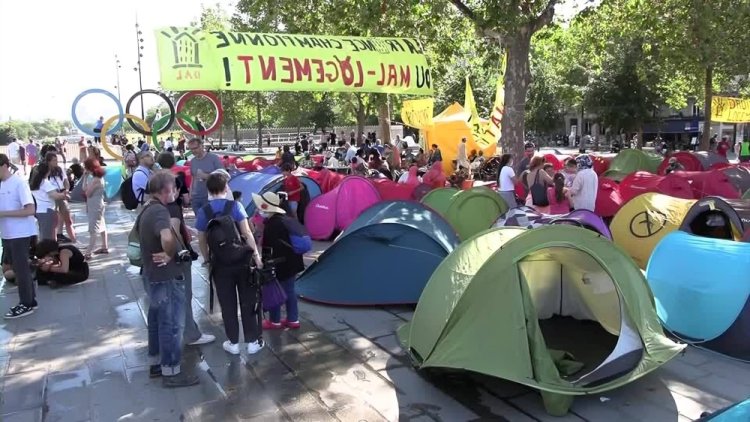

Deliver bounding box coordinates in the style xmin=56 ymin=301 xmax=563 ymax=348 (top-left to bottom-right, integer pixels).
xmin=297 ymin=201 xmax=459 ymax=305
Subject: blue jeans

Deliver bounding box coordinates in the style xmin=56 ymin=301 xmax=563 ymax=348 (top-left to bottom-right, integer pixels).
xmin=268 ymin=277 xmax=298 ymax=323
xmin=146 ymin=277 xmax=186 ymax=375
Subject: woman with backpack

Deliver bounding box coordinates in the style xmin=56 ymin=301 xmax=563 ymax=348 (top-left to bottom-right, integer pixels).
xmin=524 ymin=156 xmax=554 ymax=213
xmin=196 ymin=173 xmax=264 ymax=355
xmin=252 ymin=192 xmax=306 ymax=330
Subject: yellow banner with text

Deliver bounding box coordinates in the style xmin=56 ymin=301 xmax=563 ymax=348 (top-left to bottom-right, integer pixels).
xmin=155 ymin=28 xmax=433 ymax=95
xmin=401 ymin=98 xmax=434 ymax=129
xmin=711 ymin=96 xmax=750 ymax=123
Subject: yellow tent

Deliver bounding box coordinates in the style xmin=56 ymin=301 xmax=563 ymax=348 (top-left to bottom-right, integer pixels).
xmin=610 ymin=193 xmax=696 ymax=269
xmin=422 ymin=103 xmax=497 ymax=175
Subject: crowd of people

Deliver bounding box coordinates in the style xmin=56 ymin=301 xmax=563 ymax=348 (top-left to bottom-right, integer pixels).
xmin=0 ymin=127 xmax=603 ymax=389
xmin=496 ymin=142 xmax=599 ymax=214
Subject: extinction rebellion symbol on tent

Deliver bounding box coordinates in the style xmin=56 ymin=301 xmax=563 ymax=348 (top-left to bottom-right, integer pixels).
xmin=629 ymin=210 xmax=668 ymax=238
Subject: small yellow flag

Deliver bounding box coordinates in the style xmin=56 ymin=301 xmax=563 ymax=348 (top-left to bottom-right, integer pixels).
xmin=464 ymin=76 xmax=484 ymax=145
xmin=477 ymin=53 xmax=507 ymax=150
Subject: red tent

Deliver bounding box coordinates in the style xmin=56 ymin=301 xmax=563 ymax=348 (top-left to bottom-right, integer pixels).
xmin=595 ymin=177 xmax=624 ymax=217
xmin=657 ymin=151 xmax=704 ymax=174
xmin=671 ymin=170 xmax=740 ymax=199
xmin=592 ymin=155 xmax=612 ymax=175
xmin=543 ymin=154 xmax=571 ymax=171
xmin=620 ymin=171 xmax=694 ymax=202
xmin=372 ymin=179 xmax=417 ymax=201
xmin=237 ymin=157 xmax=274 ymax=172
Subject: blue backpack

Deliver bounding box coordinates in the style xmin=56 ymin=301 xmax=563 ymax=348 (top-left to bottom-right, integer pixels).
xmin=280 ymin=216 xmax=312 ymax=255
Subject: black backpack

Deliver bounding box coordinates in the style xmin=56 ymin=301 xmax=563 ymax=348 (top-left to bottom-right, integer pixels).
xmin=203 ymin=201 xmax=253 ymax=266
xmin=121 ymin=169 xmax=148 ymax=210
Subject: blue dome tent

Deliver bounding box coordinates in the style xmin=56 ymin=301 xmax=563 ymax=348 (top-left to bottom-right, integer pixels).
xmin=646 ymin=231 xmax=750 ymax=360
xmin=297 ymin=200 xmax=460 ymax=305
xmin=227 ymin=171 xmax=322 ymax=217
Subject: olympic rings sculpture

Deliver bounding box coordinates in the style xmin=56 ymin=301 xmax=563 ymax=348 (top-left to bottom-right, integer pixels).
xmin=70 ymin=88 xmax=224 ymax=140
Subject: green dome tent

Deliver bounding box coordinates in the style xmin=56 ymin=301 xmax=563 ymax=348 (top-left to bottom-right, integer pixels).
xmin=421 ymin=187 xmax=508 ymax=240
xmin=398 ymin=225 xmax=683 ymax=416
xmin=602 ymin=149 xmax=663 ymax=181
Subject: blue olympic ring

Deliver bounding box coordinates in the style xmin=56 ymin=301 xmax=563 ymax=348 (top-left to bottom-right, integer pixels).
xmin=71 ymin=89 xmax=124 ymax=137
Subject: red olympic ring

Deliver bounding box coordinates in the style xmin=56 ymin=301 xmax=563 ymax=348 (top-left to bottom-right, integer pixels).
xmin=175 ymin=91 xmax=224 ymax=136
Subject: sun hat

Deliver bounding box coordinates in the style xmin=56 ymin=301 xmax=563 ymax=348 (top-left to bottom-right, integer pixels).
xmin=252 ymin=192 xmax=286 ymax=215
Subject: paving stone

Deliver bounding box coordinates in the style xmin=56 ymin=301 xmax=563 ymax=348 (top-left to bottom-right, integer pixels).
xmin=661 ymin=356 xmax=713 ymax=381
xmin=0 ymin=370 xmax=46 ymax=414
xmin=379 ymin=366 xmax=478 ymax=421
xmin=45 ymin=366 xmax=93 ymax=422
xmin=1 ymin=408 xmax=43 ymax=422
xmin=511 ymin=393 xmax=587 ymax=422
xmin=328 ymin=329 xmax=403 ymax=371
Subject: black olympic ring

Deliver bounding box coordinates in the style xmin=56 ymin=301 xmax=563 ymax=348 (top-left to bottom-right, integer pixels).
xmin=125 ymin=89 xmax=176 ymax=137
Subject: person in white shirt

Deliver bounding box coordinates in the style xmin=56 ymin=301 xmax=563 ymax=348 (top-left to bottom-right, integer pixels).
xmin=344 ymin=143 xmax=357 ymax=163
xmin=6 ymin=138 xmax=20 ymax=165
xmin=569 ymin=154 xmax=598 ymax=211
xmin=496 ymin=153 xmax=518 ymax=209
xmin=30 ymin=160 xmax=69 ymax=240
xmin=163 ymin=136 xmax=174 ymax=151
xmin=456 ymin=137 xmax=470 ymax=170
xmin=0 ymin=154 xmax=39 ymax=318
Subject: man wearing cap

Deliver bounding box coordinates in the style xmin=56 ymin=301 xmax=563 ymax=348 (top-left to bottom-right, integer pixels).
xmin=132 ymin=151 xmax=155 ymax=208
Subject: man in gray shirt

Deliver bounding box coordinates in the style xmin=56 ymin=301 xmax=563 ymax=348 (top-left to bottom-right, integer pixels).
xmin=187 ymin=138 xmax=223 ymax=216
xmin=138 ymin=171 xmax=198 ymax=388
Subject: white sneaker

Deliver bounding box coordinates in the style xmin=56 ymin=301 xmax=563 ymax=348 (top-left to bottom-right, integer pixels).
xmin=222 ymin=340 xmax=240 ymax=355
xmin=247 ymin=340 xmax=264 ymax=355
xmin=188 ymin=333 xmax=216 ymax=346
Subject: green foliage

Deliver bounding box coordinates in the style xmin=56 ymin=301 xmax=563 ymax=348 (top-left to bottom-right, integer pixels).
xmin=0 ymin=119 xmax=73 ymax=144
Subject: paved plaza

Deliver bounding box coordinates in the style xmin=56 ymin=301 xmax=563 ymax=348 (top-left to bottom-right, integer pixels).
xmin=1 ymin=202 xmax=749 ymax=421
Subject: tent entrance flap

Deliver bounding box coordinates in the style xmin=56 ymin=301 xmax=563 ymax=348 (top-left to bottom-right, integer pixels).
xmin=518 ymin=247 xmax=644 ymax=386
xmin=688 ymin=210 xmax=734 ymax=240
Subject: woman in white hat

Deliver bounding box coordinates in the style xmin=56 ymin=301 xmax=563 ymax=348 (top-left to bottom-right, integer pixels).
xmin=252 ymin=191 xmax=305 ymax=330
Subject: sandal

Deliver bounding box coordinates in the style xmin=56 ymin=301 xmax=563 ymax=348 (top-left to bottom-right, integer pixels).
xmin=93 ymin=248 xmax=109 ymax=255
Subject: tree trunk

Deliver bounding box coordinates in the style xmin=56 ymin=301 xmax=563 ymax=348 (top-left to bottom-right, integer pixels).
xmin=377 ymin=95 xmax=392 ymax=145
xmin=256 ymin=92 xmax=263 ymax=153
xmin=233 ymin=122 xmax=239 ymax=147
xmin=700 ymin=65 xmax=713 ymax=151
xmin=355 ymin=94 xmax=366 ymax=144
xmin=500 ymin=32 xmax=533 ymax=161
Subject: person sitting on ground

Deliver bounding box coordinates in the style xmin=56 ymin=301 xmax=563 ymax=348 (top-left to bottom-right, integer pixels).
xmin=34 ymin=239 xmax=89 ymax=289
xmin=398 ymin=165 xmax=421 ymax=185
xmin=423 ymin=161 xmax=446 ymax=188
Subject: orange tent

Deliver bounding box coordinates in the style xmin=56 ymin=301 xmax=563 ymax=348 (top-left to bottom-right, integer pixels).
xmin=422 ymin=103 xmax=497 ymax=175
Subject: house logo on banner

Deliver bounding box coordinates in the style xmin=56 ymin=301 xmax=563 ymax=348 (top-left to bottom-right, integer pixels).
xmin=161 ymin=27 xmax=206 ymax=69
xmin=155 ymin=28 xmax=433 ymax=95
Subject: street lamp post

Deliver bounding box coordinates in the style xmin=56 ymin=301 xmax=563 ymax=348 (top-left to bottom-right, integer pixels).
xmin=114 ymin=54 xmax=122 ymax=103
xmin=134 ymin=17 xmax=145 ymax=120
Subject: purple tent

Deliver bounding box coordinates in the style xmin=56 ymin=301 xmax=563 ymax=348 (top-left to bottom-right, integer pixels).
xmin=494 ymin=206 xmax=612 ymax=240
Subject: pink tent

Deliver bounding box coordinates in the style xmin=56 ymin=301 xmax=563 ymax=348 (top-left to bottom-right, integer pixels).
xmin=305 ymin=176 xmax=382 ymax=240
xmin=372 ymin=179 xmax=417 ymax=200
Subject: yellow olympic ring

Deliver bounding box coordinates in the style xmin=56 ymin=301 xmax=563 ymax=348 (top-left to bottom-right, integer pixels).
xmin=100 ymin=114 xmax=151 ymax=161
